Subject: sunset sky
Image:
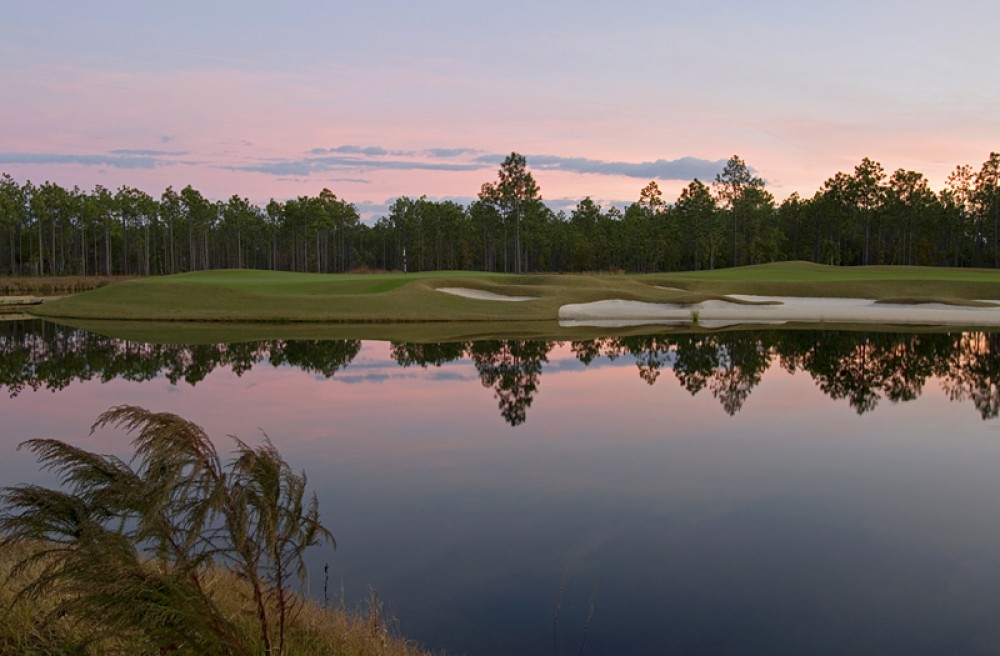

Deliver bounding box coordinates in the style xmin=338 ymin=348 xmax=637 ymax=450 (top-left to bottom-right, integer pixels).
xmin=3 ymin=1 xmax=997 ymax=220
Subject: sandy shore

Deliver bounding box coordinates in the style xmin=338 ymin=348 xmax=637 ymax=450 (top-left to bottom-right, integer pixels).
xmin=559 ymin=295 xmax=1000 ymax=328
xmin=437 ymin=287 xmax=538 ymax=302
xmin=436 ymin=288 xmax=1000 ymax=327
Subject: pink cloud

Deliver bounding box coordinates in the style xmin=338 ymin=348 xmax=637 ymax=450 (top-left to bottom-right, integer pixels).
xmin=2 ymin=58 xmax=997 ymax=217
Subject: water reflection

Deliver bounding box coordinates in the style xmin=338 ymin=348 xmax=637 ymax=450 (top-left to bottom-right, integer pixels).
xmin=4 ymin=321 xmax=1000 ymax=424
xmin=8 ymin=321 xmax=1000 ymax=655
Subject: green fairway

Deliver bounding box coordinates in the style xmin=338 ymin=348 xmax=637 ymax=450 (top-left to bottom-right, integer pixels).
xmin=648 ymin=261 xmax=1000 ymax=300
xmin=28 ymin=269 xmax=713 ymax=322
xmin=28 ymin=262 xmax=1000 ymax=324
xmin=662 ymin=261 xmax=1000 ymax=282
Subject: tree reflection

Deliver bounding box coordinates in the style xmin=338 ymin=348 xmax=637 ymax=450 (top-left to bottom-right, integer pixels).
xmin=469 ymin=340 xmax=549 ymax=427
xmin=778 ymin=332 xmax=951 ymax=415
xmin=941 ymin=332 xmax=1000 ymax=419
xmin=587 ymin=334 xmax=771 ymax=414
xmin=617 ymin=336 xmax=674 ymax=385
xmin=391 ymin=339 xmax=551 ymax=427
xmin=389 ymin=342 xmax=468 ymax=368
xmin=6 ymin=321 xmax=1000 ymax=424
xmin=671 ymin=335 xmax=721 ymax=396
xmin=568 ymin=329 xmax=1000 ymax=418
xmin=0 ymin=320 xmax=360 ymax=393
xmin=711 ymin=334 xmax=771 ymax=415
xmin=268 ymin=340 xmax=361 ymax=378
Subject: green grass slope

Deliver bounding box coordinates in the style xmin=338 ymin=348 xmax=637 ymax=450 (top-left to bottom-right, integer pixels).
xmin=649 ymin=261 xmax=1000 ymax=299
xmin=29 ymin=263 xmax=1000 ymax=323
xmin=30 ymin=269 xmax=714 ymax=322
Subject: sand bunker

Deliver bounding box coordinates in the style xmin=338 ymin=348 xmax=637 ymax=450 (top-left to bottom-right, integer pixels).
xmin=438 ymin=287 xmax=538 ymax=302
xmin=559 ymin=295 xmax=1000 ymax=327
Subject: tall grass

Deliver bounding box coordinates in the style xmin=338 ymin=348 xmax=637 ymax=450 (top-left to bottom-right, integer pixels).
xmin=0 ymin=542 xmax=432 ymax=655
xmin=0 ymin=406 xmax=434 ymax=656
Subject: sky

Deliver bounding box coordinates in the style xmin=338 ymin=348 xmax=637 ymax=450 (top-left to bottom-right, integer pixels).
xmin=2 ymin=0 xmax=998 ymax=220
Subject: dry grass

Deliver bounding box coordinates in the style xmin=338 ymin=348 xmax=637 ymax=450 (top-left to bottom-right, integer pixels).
xmin=0 ymin=542 xmax=435 ymax=656
xmin=0 ymin=542 xmax=132 ymax=654
xmin=0 ymin=275 xmax=135 ymax=295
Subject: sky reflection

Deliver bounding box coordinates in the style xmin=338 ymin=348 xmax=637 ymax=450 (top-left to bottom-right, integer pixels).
xmin=4 ymin=329 xmax=1000 ymax=654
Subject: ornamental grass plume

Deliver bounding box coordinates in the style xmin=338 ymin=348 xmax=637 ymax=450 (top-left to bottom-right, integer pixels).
xmin=0 ymin=405 xmax=333 ymax=656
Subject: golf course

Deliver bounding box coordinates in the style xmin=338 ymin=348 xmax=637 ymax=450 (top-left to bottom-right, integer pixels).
xmin=25 ymin=262 xmax=1000 ymax=325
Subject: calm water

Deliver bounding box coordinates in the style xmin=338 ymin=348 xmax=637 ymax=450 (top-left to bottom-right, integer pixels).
xmin=5 ymin=321 xmax=1000 ymax=655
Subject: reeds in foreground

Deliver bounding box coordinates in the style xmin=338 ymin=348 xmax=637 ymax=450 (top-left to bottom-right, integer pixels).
xmin=0 ymin=405 xmax=432 ymax=656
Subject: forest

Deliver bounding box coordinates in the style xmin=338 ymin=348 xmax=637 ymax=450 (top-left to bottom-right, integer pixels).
xmin=1 ymin=151 xmax=998 ymax=277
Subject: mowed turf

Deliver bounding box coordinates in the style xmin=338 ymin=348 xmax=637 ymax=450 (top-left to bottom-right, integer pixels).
xmin=651 ymin=261 xmax=1000 ymax=299
xmin=28 ymin=269 xmax=709 ymax=322
xmin=28 ymin=262 xmax=1000 ymax=323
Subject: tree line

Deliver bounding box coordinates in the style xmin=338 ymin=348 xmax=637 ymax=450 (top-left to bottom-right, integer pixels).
xmin=2 ymin=151 xmax=999 ymax=276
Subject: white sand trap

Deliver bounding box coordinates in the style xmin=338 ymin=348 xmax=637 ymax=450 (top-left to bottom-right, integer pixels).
xmin=438 ymin=287 xmax=538 ymax=302
xmin=559 ymin=295 xmax=1000 ymax=327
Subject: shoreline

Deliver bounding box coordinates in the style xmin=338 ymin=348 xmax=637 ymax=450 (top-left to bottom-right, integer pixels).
xmin=29 ymin=265 xmax=1000 ymax=327
xmin=558 ymin=295 xmax=1000 ymax=328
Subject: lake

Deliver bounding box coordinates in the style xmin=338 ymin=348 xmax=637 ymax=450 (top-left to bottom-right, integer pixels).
xmin=4 ymin=320 xmax=1000 ymax=655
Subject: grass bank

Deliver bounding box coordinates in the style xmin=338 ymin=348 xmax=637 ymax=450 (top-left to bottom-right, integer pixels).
xmin=28 ymin=262 xmax=1000 ymax=324
xmin=655 ymin=261 xmax=1000 ymax=299
xmin=47 ymin=316 xmax=985 ymax=346
xmin=0 ymin=542 xmax=431 ymax=656
xmin=0 ymin=275 xmax=133 ymax=295
xmin=29 ymin=269 xmax=717 ymax=322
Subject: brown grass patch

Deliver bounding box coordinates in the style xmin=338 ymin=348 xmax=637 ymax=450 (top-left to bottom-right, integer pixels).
xmin=0 ymin=542 xmax=436 ymax=656
xmin=0 ymin=275 xmax=136 ymax=295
